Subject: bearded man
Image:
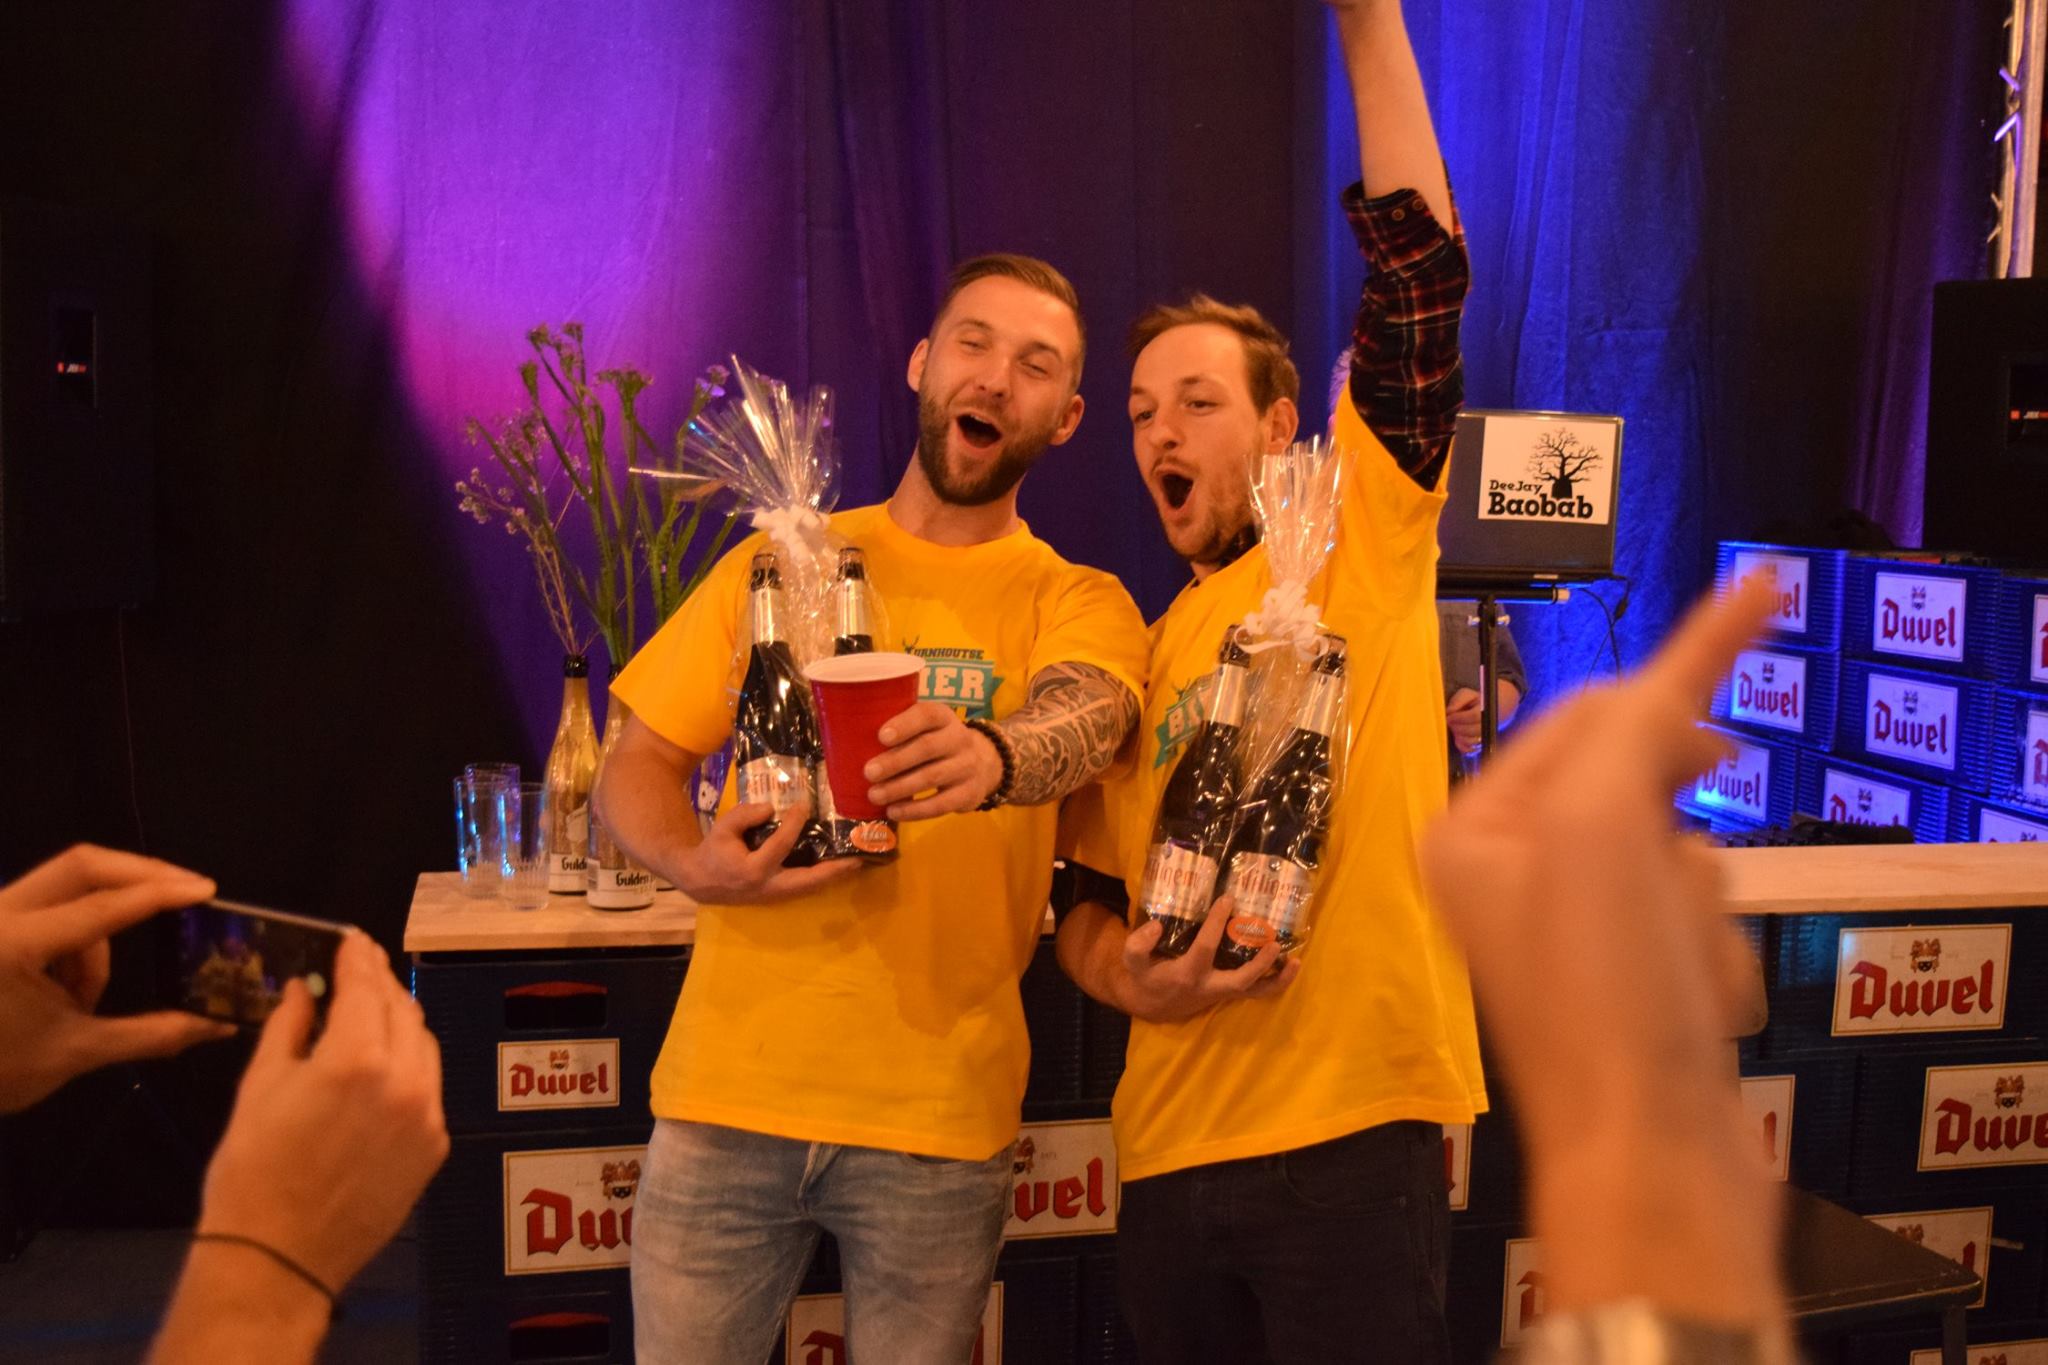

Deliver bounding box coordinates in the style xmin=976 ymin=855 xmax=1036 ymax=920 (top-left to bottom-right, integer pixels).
xmin=597 ymin=253 xmax=1149 ymax=1363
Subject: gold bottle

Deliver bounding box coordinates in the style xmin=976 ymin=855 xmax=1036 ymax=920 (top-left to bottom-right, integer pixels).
xmin=544 ymin=655 xmax=600 ymax=894
xmin=587 ymin=670 xmax=655 ymax=910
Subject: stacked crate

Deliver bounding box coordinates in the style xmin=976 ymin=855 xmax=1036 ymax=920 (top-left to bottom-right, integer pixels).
xmin=413 ymin=948 xmax=684 ymax=1364
xmin=1692 ymin=544 xmax=2048 ymax=845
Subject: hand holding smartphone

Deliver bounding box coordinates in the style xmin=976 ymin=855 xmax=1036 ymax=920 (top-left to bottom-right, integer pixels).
xmin=167 ymin=899 xmax=351 ymax=1030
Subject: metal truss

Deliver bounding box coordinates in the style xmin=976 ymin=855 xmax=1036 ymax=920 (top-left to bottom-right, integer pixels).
xmin=1993 ymin=0 xmax=2046 ymax=277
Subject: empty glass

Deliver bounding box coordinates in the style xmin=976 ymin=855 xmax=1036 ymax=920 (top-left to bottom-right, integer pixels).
xmin=456 ymin=762 xmax=519 ymax=897
xmin=504 ymin=783 xmax=550 ymax=910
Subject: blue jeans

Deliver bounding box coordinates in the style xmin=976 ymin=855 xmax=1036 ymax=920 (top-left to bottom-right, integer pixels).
xmin=1116 ymin=1121 xmax=1451 ymax=1365
xmin=631 ymin=1119 xmax=1014 ymax=1364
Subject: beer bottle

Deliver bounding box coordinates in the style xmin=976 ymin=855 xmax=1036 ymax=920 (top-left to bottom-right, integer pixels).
xmin=1213 ymin=633 xmax=1344 ymax=969
xmin=733 ymin=551 xmax=830 ymax=864
xmin=831 ymin=546 xmax=875 ymax=655
xmin=587 ymin=672 xmax=656 ymax=910
xmin=543 ymin=653 xmax=599 ymax=894
xmin=822 ymin=546 xmax=899 ymax=861
xmin=1141 ymin=627 xmax=1251 ymax=957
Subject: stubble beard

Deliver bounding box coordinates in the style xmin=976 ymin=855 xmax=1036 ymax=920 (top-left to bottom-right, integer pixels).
xmin=915 ymin=384 xmax=1058 ymax=507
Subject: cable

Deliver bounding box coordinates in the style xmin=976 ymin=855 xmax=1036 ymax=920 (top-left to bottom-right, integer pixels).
xmin=1575 ymin=575 xmax=1631 ymax=688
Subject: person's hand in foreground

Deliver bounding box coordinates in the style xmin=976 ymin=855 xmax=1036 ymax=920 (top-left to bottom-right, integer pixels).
xmin=151 ymin=932 xmax=449 ymax=1364
xmin=0 ymin=844 xmax=234 ymax=1113
xmin=1421 ymin=579 xmax=1790 ymax=1346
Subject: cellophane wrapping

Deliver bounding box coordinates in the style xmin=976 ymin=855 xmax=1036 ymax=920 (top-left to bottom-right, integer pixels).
xmin=1210 ymin=437 xmax=1352 ymax=961
xmin=663 ymin=358 xmax=890 ymax=863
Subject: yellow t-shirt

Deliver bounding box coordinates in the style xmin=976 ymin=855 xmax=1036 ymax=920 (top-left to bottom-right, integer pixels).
xmin=615 ymin=502 xmax=1148 ymax=1159
xmin=1061 ymin=392 xmax=1489 ymax=1182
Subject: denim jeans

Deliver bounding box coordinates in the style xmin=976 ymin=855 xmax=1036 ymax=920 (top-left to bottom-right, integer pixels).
xmin=1116 ymin=1120 xmax=1451 ymax=1365
xmin=631 ymin=1119 xmax=1014 ymax=1364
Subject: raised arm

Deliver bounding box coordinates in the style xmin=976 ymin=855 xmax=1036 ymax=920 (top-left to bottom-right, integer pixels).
xmin=1330 ymin=0 xmax=1469 ymax=488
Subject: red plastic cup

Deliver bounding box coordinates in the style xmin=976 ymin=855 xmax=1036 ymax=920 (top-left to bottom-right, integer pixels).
xmin=807 ymin=652 xmax=925 ymax=819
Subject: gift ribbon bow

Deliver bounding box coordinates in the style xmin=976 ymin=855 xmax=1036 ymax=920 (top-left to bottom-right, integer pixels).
xmin=1239 ymin=579 xmax=1322 ymax=657
xmin=750 ymin=506 xmax=829 ymax=562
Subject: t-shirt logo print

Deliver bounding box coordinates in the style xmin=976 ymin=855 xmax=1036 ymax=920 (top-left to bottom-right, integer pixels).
xmin=901 ymin=636 xmax=1003 ymax=720
xmin=1153 ymin=673 xmax=1215 ymax=769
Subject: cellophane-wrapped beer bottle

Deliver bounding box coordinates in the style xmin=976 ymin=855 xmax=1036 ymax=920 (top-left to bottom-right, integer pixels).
xmin=1141 ymin=626 xmax=1251 ymax=957
xmin=544 ymin=653 xmax=599 ymax=894
xmin=823 ymin=546 xmax=899 ymax=861
xmin=733 ymin=550 xmax=830 ymax=865
xmin=587 ymin=670 xmax=655 ymax=910
xmin=1213 ymin=633 xmax=1345 ymax=969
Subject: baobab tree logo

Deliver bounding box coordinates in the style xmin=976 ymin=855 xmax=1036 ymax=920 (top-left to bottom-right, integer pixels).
xmin=1527 ymin=429 xmax=1605 ymax=500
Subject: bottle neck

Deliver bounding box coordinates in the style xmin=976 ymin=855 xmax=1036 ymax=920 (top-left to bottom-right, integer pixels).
xmin=1300 ymin=670 xmax=1343 ymax=738
xmin=834 ymin=580 xmax=873 ymax=644
xmin=1208 ymin=661 xmax=1248 ymax=730
xmin=750 ymin=584 xmax=784 ymax=644
xmin=557 ymin=672 xmax=592 ymax=731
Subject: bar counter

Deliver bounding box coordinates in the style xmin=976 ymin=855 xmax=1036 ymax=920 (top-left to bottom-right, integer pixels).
xmin=403 ymin=842 xmax=2048 ymax=1364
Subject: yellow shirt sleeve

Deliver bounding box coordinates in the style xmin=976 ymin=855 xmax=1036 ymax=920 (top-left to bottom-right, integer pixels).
xmin=611 ymin=537 xmax=756 ymax=756
xmin=1026 ymin=564 xmax=1150 ymax=702
xmin=1328 ymin=385 xmax=1448 ymax=617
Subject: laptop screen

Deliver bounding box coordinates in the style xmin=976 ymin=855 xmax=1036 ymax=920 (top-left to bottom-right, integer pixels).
xmin=1437 ymin=410 xmax=1624 ymax=590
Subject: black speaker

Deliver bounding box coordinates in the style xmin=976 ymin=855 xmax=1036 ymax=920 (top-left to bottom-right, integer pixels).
xmin=1924 ymin=277 xmax=2048 ymax=563
xmin=0 ymin=198 xmax=154 ymax=619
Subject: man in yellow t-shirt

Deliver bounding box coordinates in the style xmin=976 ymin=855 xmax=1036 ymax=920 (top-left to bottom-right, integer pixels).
xmin=1053 ymin=3 xmax=1486 ymax=1361
xmin=597 ymin=254 xmax=1148 ymax=1364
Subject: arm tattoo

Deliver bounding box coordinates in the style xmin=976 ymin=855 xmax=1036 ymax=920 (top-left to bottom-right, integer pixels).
xmin=994 ymin=662 xmax=1139 ymax=807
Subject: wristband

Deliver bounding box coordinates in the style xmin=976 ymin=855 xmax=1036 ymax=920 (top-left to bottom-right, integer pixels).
xmin=965 ymin=717 xmax=1016 ymax=811
xmin=192 ymin=1231 xmax=341 ymax=1319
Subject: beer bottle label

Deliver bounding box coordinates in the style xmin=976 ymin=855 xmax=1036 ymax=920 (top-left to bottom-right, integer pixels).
xmin=547 ymin=850 xmax=589 ymax=892
xmin=586 ymin=863 xmax=654 ymax=908
xmin=1139 ymin=842 xmax=1219 ymax=925
xmin=736 ymin=755 xmax=809 ymax=812
xmin=1221 ymin=853 xmax=1314 ymax=946
xmin=548 ymin=803 xmax=591 ymax=891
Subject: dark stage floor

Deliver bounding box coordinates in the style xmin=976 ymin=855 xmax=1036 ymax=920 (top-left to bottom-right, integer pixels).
xmin=0 ymin=1226 xmax=418 ymax=1363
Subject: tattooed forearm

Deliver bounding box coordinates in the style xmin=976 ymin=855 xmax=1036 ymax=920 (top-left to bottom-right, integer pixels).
xmin=995 ymin=662 xmax=1140 ymax=807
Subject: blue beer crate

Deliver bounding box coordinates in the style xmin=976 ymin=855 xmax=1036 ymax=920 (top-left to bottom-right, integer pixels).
xmin=1843 ymin=1319 xmax=2048 ymax=1365
xmin=1953 ymin=795 xmax=2048 ymax=845
xmin=1763 ymin=910 xmax=2045 ymax=1055
xmin=412 ymin=949 xmax=686 ymax=1135
xmin=1676 ymin=724 xmax=1800 ymax=829
xmin=1991 ymin=572 xmax=2048 ymax=693
xmin=1712 ymin=642 xmax=1839 ymax=750
xmin=1714 ymin=541 xmax=1846 ymax=651
xmin=418 ymin=1120 xmax=653 ymax=1301
xmin=420 ymin=1280 xmax=634 ymax=1365
xmin=1848 ymin=1042 xmax=2048 ymax=1202
xmin=1738 ymin=1051 xmax=1858 ymax=1198
xmin=1795 ymin=751 xmax=1954 ymax=846
xmin=1830 ymin=1191 xmax=2048 ymax=1326
xmin=1843 ymin=555 xmax=2000 ymax=677
xmin=1992 ymin=687 xmax=2048 ymax=809
xmin=1836 ymin=661 xmax=1998 ymax=792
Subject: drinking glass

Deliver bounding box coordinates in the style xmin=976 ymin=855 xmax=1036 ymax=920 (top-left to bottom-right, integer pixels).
xmin=456 ymin=762 xmax=519 ymax=897
xmin=504 ymin=783 xmax=550 ymax=911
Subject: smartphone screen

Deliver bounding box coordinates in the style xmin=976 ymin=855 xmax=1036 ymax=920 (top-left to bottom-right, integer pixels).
xmin=169 ymin=899 xmax=348 ymax=1029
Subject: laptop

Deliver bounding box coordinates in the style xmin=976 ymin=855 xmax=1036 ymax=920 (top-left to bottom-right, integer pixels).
xmin=1436 ymin=409 xmax=1625 ymax=592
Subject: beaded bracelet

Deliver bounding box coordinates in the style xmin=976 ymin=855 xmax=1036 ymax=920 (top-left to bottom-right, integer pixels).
xmin=191 ymin=1232 xmax=340 ymax=1318
xmin=965 ymin=717 xmax=1016 ymax=811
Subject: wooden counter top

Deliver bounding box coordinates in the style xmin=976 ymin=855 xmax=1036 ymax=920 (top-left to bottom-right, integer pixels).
xmin=403 ymin=843 xmax=2048 ymax=953
xmin=403 ymin=872 xmax=698 ymax=953
xmin=1716 ymin=842 xmax=2048 ymax=916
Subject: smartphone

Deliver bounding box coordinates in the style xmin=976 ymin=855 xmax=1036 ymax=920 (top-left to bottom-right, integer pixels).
xmin=165 ymin=898 xmax=349 ymax=1030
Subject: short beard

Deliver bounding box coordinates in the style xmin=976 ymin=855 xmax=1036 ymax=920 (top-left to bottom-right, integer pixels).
xmin=915 ymin=386 xmax=1056 ymax=506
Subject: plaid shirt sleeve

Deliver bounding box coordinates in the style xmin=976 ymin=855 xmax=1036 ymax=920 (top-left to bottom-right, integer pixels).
xmin=1343 ymin=180 xmax=1470 ymax=490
